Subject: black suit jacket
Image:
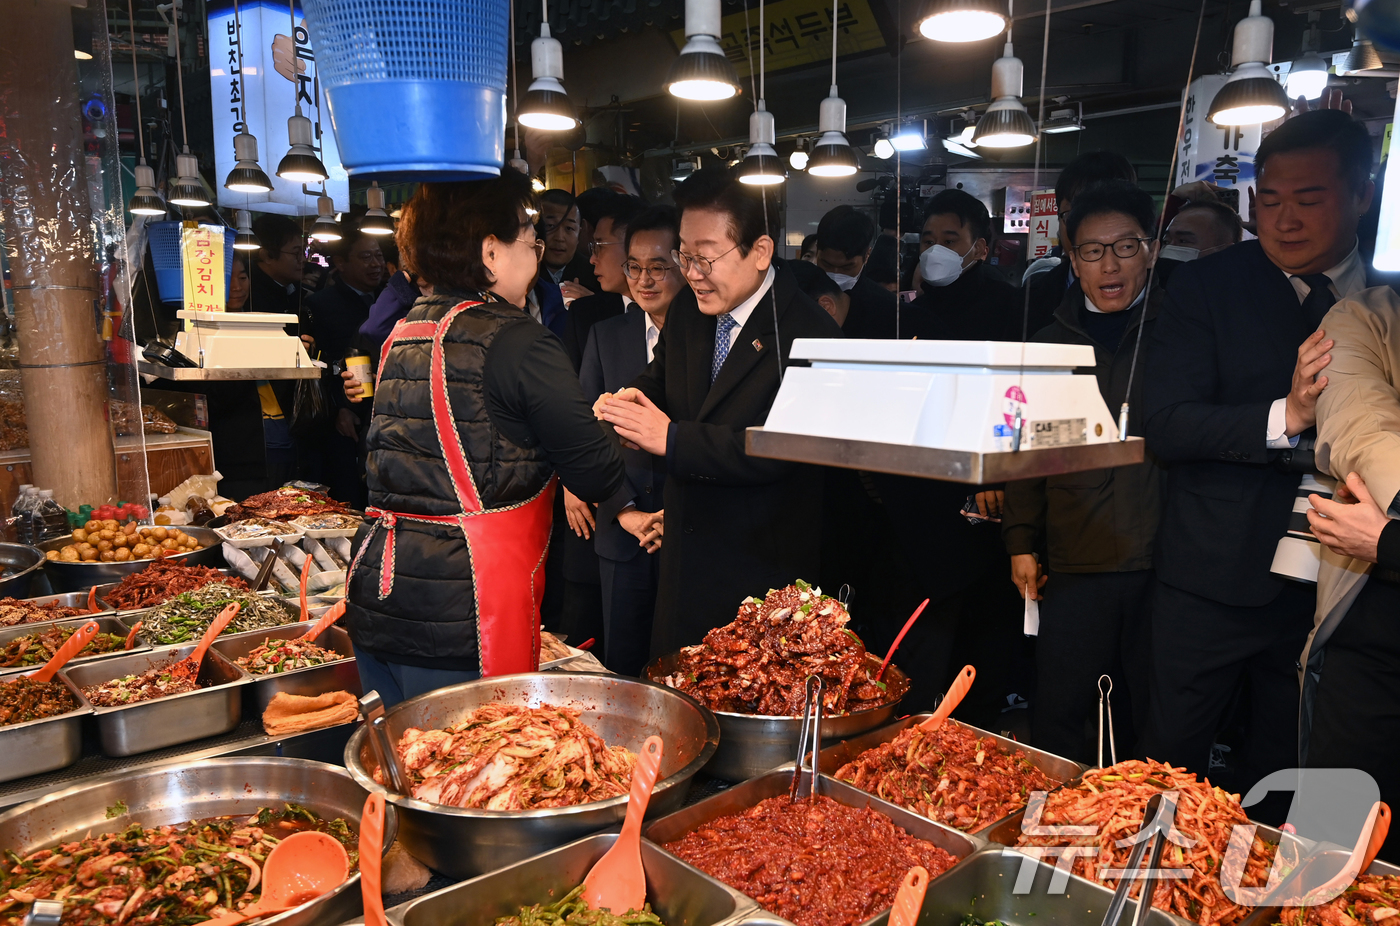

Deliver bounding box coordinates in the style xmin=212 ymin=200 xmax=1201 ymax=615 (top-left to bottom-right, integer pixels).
xmin=627 ymin=264 xmax=844 ymax=656
xmin=902 ymin=262 xmax=1023 ymax=341
xmin=561 ymin=292 xmax=625 ymax=371
xmin=843 ymin=275 xmax=899 ymax=339
xmin=1143 ymin=238 xmax=1318 ymax=606
xmin=582 ymin=307 xmax=665 ymax=561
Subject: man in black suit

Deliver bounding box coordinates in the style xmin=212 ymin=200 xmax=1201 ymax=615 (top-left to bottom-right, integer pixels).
xmin=580 ymin=206 xmax=682 ymax=675
xmin=561 ymin=193 xmax=644 ymax=370
xmin=598 ymin=168 xmax=844 ymax=656
xmin=903 ymin=190 xmax=1021 ymax=342
xmin=814 ymin=205 xmax=899 ymax=339
xmin=1142 ymin=109 xmax=1375 ymax=800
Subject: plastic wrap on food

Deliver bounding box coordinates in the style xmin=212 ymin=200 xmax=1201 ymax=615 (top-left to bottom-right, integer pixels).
xmin=303 ymin=536 xmax=338 ymax=573
xmin=281 ymin=543 xmax=307 ymax=569
xmin=324 ymin=536 xmax=351 ymax=568
xmin=110 ymin=400 xmax=178 ymax=436
xmin=0 ymin=371 xmax=28 ymax=452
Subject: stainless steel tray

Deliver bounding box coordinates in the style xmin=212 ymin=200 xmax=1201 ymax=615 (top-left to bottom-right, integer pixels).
xmin=0 ymin=670 xmax=92 ymax=783
xmin=389 ymin=831 xmax=756 ymax=926
xmin=22 ymin=590 xmax=114 ymax=614
xmin=0 ymin=616 xmax=143 ymax=670
xmin=644 ymin=768 xmax=981 ymax=926
xmin=645 ymin=652 xmax=910 ymax=782
xmin=62 ymin=644 xmax=251 ymax=756
xmin=818 ymin=714 xmax=1088 ymax=835
xmin=0 ymin=757 xmax=396 ymax=926
xmin=212 ymin=621 xmax=360 ymax=713
xmin=1238 ymin=834 xmax=1400 ymax=926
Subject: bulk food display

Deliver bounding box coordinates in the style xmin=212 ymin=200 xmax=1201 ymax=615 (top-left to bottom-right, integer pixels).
xmin=139 ymin=584 xmax=297 ymax=646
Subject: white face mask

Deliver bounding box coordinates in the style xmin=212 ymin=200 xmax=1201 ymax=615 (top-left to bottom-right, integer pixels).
xmin=826 ymin=271 xmax=860 ymax=292
xmin=920 ymin=244 xmax=971 ymax=287
xmin=1159 ymin=244 xmax=1199 ymax=262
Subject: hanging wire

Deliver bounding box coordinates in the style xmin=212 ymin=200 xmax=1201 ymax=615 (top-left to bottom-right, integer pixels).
xmin=1009 ymin=0 xmax=1032 ymax=451
xmin=830 ymin=0 xmax=839 ymax=87
xmin=1117 ymin=0 xmax=1209 ymax=440
xmin=127 ymin=0 xmax=148 ymax=162
xmin=170 ymin=0 xmax=191 ymax=149
xmin=894 ymin=0 xmax=902 ymax=340
xmin=290 ymin=0 xmax=301 ymax=116
xmin=233 ymin=0 xmax=248 ymax=134
xmin=510 ymin=0 xmax=519 ymax=150
xmin=743 ymin=0 xmax=784 ymax=382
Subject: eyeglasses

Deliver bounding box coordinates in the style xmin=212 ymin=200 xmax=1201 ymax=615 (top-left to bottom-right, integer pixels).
xmin=588 ymin=240 xmax=619 ymax=256
xmin=529 ymin=238 xmax=546 ymax=261
xmin=624 ymin=260 xmax=677 ymax=282
xmin=672 ymin=244 xmax=740 ymax=276
xmin=1071 ymin=237 xmax=1154 ymax=262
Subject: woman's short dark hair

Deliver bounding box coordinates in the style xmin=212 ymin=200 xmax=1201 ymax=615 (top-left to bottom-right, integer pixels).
xmin=624 ymin=205 xmax=680 ymax=252
xmin=1255 ymin=108 xmax=1373 ymax=193
xmin=673 ymin=167 xmax=775 ymax=256
xmin=1063 ymin=180 xmax=1158 ymax=245
xmin=396 ymin=171 xmax=535 ymax=291
xmin=922 ymin=189 xmax=992 ymax=245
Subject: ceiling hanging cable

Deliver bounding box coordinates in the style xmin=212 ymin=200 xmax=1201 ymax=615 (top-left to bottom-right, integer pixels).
xmin=739 ymin=0 xmax=784 ymax=184
xmin=808 ymin=0 xmax=858 ymax=176
xmin=276 ymin=0 xmax=329 ymax=183
xmin=895 ymin=0 xmax=902 ymax=339
xmin=1116 ymin=0 xmax=1209 ymax=441
xmin=1008 ymin=0 xmax=1045 ymax=452
xmin=127 ymin=0 xmax=164 ymax=215
xmin=224 ymin=0 xmax=273 ymax=193
xmin=167 ymin=0 xmax=211 ymax=207
xmin=507 ymin=0 xmax=532 ymax=177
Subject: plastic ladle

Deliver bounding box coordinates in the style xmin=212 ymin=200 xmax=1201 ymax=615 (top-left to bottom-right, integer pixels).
xmin=360 ymin=792 xmax=387 ymax=926
xmin=199 ymin=831 xmax=350 ymax=926
xmin=888 ymin=866 xmax=929 ymax=926
xmin=1364 ymin=802 xmax=1392 ymax=872
xmin=298 ymin=554 xmax=312 ymax=622
xmin=24 ymin=621 xmax=100 ymax=684
xmin=917 ymin=665 xmax=976 ymax=732
xmin=877 ymin=599 xmax=929 ymax=682
xmin=581 ymin=735 xmax=665 ymax=914
xmin=299 ymin=599 xmax=347 ymax=645
xmin=167 ymin=603 xmax=240 ymax=686
xmin=124 ymin=621 xmax=143 ymax=651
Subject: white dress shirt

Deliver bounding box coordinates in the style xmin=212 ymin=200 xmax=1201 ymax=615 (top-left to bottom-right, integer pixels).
xmin=717 ymin=265 xmax=776 ymax=357
xmin=643 ymin=307 xmax=660 ymax=364
xmin=1266 ymin=243 xmax=1365 ymax=449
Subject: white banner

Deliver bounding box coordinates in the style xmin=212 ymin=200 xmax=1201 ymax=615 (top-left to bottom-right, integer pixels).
xmin=1178 ymin=75 xmax=1262 ymax=222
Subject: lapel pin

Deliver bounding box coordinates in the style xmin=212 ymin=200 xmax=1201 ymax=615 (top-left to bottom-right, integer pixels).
xmin=752 ymin=339 xmax=763 ymax=352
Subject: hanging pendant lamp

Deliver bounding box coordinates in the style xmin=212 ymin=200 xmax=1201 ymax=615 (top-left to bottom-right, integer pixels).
xmin=223 ymin=0 xmax=273 ymax=193
xmin=125 ymin=0 xmax=164 ymax=215
xmin=519 ymin=0 xmax=579 ymax=130
xmin=361 ymin=182 xmax=394 ymax=235
xmin=166 ymin=0 xmax=210 ymax=207
xmin=973 ymin=40 xmax=1037 ymax=147
xmin=668 ymin=0 xmax=742 ymax=100
xmin=916 ymin=0 xmax=1006 ymax=43
xmin=807 ymin=0 xmax=859 ymax=178
xmin=232 ymin=210 xmax=261 ymax=250
xmin=1208 ymin=0 xmax=1288 ymax=126
xmin=738 ymin=0 xmax=785 ymax=185
xmin=275 ymin=0 xmax=329 ymax=182
xmin=309 ymin=195 xmax=341 ymax=241
xmin=789 ymin=137 xmax=808 ymax=170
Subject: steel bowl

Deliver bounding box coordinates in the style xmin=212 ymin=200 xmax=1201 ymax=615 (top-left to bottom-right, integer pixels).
xmin=0 ymin=543 xmax=46 ymax=599
xmin=0 ymin=757 xmax=397 ymax=926
xmin=645 ymin=651 xmax=910 ymax=781
xmin=39 ymin=526 xmax=225 ymax=591
xmin=343 ymin=671 xmax=721 ymax=879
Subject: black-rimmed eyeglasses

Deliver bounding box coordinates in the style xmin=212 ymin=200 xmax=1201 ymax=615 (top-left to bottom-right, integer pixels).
xmin=1071 ymin=237 xmax=1154 ymax=262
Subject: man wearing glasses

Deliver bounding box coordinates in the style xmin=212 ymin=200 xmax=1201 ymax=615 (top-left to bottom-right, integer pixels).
xmin=597 ymin=168 xmax=843 ymax=656
xmin=1142 ymin=109 xmax=1376 ymax=813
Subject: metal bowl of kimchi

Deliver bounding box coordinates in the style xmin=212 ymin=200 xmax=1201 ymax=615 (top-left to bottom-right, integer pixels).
xmin=343 ymin=671 xmax=720 ymax=880
xmin=0 ymin=757 xmax=397 ymax=926
xmin=646 ymin=652 xmax=910 ymax=782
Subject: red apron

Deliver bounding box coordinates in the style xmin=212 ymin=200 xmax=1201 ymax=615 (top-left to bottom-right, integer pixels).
xmin=353 ymin=300 xmax=558 ymax=676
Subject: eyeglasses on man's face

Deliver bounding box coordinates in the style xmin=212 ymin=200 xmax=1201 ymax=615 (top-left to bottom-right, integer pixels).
xmin=588 ymin=240 xmax=620 ymax=256
xmin=671 ymin=244 xmax=740 ymax=277
xmin=624 ymin=260 xmax=677 ymax=282
xmin=1071 ymin=237 xmax=1154 ymax=262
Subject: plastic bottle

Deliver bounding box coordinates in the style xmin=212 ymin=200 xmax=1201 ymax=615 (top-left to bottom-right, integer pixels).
xmin=12 ymin=488 xmax=39 ymax=544
xmin=37 ymin=490 xmax=68 ymax=541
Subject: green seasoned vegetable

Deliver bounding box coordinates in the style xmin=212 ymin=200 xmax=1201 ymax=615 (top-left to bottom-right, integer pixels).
xmin=494 ymin=884 xmax=667 ymax=926
xmin=140 ymin=582 xmax=297 ymax=646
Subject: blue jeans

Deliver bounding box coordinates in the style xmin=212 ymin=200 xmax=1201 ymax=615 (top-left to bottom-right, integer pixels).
xmin=353 ymin=646 xmax=479 ymax=708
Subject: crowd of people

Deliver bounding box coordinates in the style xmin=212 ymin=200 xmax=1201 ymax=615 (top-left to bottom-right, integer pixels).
xmin=177 ymin=102 xmax=1400 ymax=856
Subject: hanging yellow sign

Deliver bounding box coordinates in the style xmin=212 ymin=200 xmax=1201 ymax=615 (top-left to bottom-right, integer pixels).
xmin=670 ymin=0 xmax=886 ymax=80
xmin=181 ymin=223 xmax=226 ymax=327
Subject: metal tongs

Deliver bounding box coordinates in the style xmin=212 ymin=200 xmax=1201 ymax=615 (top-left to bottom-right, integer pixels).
xmin=23 ymin=900 xmax=62 ymax=926
xmin=360 ymin=691 xmax=410 ymax=796
xmin=1100 ymin=793 xmax=1173 ymax=926
xmin=790 ymin=675 xmax=824 ymax=801
xmin=1098 ymin=675 xmax=1117 ymax=769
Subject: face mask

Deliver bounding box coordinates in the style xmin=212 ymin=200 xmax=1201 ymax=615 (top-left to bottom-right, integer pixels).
xmin=1159 ymin=244 xmax=1199 ymax=262
xmin=920 ymin=244 xmax=971 ymax=287
xmin=826 ymin=271 xmax=860 ymax=292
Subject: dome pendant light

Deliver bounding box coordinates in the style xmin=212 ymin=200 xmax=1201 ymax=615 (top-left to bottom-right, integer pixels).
xmin=1343 ymin=36 xmax=1384 ymax=73
xmin=668 ymin=0 xmax=742 ymax=100
xmin=309 ymin=195 xmax=342 ymax=242
xmin=223 ymin=0 xmax=273 ymax=193
xmin=124 ymin=0 xmax=164 ymax=215
xmin=807 ymin=0 xmax=859 ymax=178
xmin=916 ymin=0 xmax=1006 ymax=43
xmin=275 ymin=0 xmax=329 ymax=182
xmin=361 ymin=182 xmax=394 ymax=235
xmin=789 ymin=137 xmax=808 ymax=170
xmin=973 ymin=38 xmax=1037 ymax=147
xmin=738 ymin=0 xmax=785 ymax=186
xmin=1208 ymin=0 xmax=1289 ymax=126
xmin=232 ymin=210 xmax=260 ymax=250
xmin=165 ymin=0 xmax=211 ymax=207
xmin=1286 ymin=14 xmax=1329 ymax=102
xmin=519 ymin=0 xmax=579 ymax=130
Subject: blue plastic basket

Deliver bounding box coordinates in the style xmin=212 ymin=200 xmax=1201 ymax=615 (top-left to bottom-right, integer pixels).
xmin=304 ymin=0 xmax=508 ymax=179
xmin=147 ymin=221 xmax=236 ymax=305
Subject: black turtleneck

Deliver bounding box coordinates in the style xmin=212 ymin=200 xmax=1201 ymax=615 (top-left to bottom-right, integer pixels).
xmin=1079 ymin=302 xmax=1136 ymax=352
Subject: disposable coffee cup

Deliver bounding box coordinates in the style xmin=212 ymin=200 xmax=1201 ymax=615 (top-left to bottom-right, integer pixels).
xmin=346 ymin=353 xmax=374 ymax=399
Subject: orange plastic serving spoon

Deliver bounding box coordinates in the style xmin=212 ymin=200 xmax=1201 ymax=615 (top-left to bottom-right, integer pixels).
xmin=889 ymin=867 xmax=930 ymax=926
xmin=1364 ymin=803 xmax=1392 ymax=872
xmin=360 ymin=792 xmax=387 ymax=926
xmin=167 ymin=603 xmax=240 ymax=686
xmin=26 ymin=621 xmax=100 ymax=683
xmin=199 ymin=831 xmax=350 ymax=926
xmin=581 ymin=735 xmax=665 ymax=914
xmin=124 ymin=621 xmax=143 ymax=650
xmin=298 ymin=555 xmax=312 ymax=622
xmin=299 ymin=599 xmax=347 ymax=644
xmin=918 ymin=665 xmax=976 ymax=732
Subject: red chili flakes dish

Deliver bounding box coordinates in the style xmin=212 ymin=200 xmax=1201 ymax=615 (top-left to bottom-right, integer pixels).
xmin=663 ymin=794 xmax=958 ymax=926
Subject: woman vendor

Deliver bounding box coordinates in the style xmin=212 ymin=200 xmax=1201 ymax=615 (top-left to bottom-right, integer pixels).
xmin=344 ymin=171 xmax=625 ymax=706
